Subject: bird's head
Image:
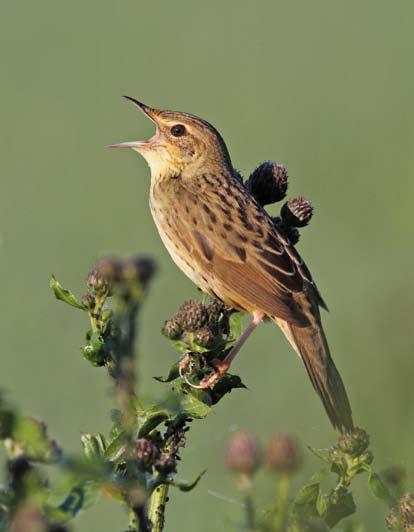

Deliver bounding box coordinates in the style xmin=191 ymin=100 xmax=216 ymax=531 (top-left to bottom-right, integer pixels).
xmin=109 ymin=96 xmax=233 ymax=181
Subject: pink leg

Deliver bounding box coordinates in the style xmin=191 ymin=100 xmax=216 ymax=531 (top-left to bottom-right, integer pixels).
xmin=197 ymin=311 xmax=265 ymax=389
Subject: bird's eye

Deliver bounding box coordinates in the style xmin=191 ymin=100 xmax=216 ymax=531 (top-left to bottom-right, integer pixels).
xmin=170 ymin=124 xmax=187 ymax=137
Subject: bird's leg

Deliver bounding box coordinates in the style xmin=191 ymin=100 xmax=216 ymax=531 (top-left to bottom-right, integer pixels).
xmin=198 ymin=311 xmax=265 ymax=389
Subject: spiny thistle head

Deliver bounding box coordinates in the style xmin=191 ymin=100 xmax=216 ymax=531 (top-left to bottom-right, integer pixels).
xmin=176 ymin=300 xmax=210 ymax=332
xmin=246 ymin=161 xmax=288 ymax=206
xmin=265 ymin=433 xmax=301 ymax=475
xmin=161 ymin=317 xmax=183 ymax=340
xmin=337 ymin=427 xmax=369 ymax=457
xmin=280 ymin=197 xmax=313 ymax=228
xmin=225 ymin=432 xmax=261 ymax=476
xmin=399 ymin=493 xmax=414 ymax=529
xmin=86 ymin=268 xmax=112 ymax=296
xmin=193 ymin=325 xmax=220 ymax=348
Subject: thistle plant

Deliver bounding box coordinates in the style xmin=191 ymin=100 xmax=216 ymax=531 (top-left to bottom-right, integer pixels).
xmin=0 ymin=160 xmax=411 ymax=531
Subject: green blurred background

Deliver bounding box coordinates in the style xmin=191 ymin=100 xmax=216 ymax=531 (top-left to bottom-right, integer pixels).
xmin=1 ymin=1 xmax=413 ymax=530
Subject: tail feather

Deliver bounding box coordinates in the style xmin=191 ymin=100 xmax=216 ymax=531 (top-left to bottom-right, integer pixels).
xmin=274 ymin=317 xmax=354 ymax=432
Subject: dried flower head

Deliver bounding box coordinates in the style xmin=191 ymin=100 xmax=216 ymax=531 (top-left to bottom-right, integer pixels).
xmin=280 ymin=197 xmax=313 ymax=228
xmin=399 ymin=493 xmax=414 ymax=528
xmin=161 ymin=317 xmax=183 ymax=340
xmin=337 ymin=427 xmax=369 ymax=457
xmin=246 ymin=161 xmax=288 ymax=206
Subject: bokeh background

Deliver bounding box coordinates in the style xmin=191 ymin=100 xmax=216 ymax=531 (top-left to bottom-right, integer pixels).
xmin=1 ymin=1 xmax=413 ymax=530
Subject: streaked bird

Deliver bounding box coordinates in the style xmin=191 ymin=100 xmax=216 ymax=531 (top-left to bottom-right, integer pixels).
xmin=110 ymin=96 xmax=353 ymax=432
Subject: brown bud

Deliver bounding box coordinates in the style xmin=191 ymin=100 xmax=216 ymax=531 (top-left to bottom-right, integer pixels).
xmin=122 ymin=256 xmax=156 ymax=286
xmin=246 ymin=161 xmax=288 ymax=206
xmin=399 ymin=493 xmax=414 ymax=528
xmin=177 ymin=300 xmax=210 ymax=332
xmin=280 ymin=197 xmax=313 ymax=228
xmin=193 ymin=326 xmax=219 ymax=348
xmin=225 ymin=432 xmax=261 ymax=476
xmin=162 ymin=318 xmax=183 ymax=340
xmin=265 ymin=433 xmax=301 ymax=475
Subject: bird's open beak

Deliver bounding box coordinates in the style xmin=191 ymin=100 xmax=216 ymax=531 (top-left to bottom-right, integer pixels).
xmin=107 ymin=96 xmax=159 ymax=151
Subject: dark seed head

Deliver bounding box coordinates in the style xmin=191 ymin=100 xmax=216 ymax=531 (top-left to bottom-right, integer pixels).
xmin=246 ymin=161 xmax=288 ymax=206
xmin=280 ymin=197 xmax=313 ymax=228
xmin=193 ymin=325 xmax=219 ymax=349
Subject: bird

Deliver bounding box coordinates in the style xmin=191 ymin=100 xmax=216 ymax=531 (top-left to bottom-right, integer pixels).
xmin=109 ymin=96 xmax=354 ymax=432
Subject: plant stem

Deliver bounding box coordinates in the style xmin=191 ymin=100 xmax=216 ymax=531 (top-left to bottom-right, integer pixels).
xmin=148 ymin=483 xmax=170 ymax=532
xmin=273 ymin=474 xmax=290 ymax=532
xmin=239 ymin=474 xmax=256 ymax=531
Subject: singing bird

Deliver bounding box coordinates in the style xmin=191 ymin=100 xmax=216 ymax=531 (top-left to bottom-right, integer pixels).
xmin=110 ymin=96 xmax=353 ymax=432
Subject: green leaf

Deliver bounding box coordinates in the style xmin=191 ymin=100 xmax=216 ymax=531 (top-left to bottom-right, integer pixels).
xmin=171 ymin=340 xmax=190 ymax=353
xmin=171 ymin=470 xmax=206 ymax=492
xmin=103 ymin=430 xmax=128 ymax=461
xmin=179 ymin=386 xmax=212 ymax=418
xmin=292 ymin=480 xmax=320 ymax=520
xmin=316 ymin=491 xmax=328 ymax=517
xmin=9 ymin=417 xmax=61 ymax=463
xmin=368 ymin=472 xmax=392 ymax=503
xmin=325 ymin=491 xmax=356 ymax=528
xmin=46 ymin=481 xmax=99 ymax=523
xmin=294 ymin=481 xmax=320 ymax=506
xmin=81 ymin=433 xmax=107 ymax=460
xmin=154 ymin=362 xmax=180 ymax=383
xmin=137 ymin=409 xmax=170 ymax=438
xmin=50 ymin=275 xmax=84 ymax=310
xmin=228 ymin=312 xmax=244 ymax=342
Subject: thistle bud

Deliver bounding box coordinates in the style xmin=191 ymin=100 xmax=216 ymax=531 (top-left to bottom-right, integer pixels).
xmin=86 ymin=268 xmax=111 ymax=296
xmin=280 ymin=197 xmax=313 ymax=228
xmin=246 ymin=161 xmax=288 ymax=206
xmin=177 ymin=300 xmax=210 ymax=332
xmin=386 ymin=509 xmax=401 ymax=531
xmin=136 ymin=438 xmax=159 ymax=469
xmin=207 ymin=299 xmax=227 ymax=323
xmin=265 ymin=433 xmax=301 ymax=475
xmin=155 ymin=453 xmax=176 ymax=474
xmin=337 ymin=427 xmax=369 ymax=457
xmin=399 ymin=493 xmax=414 ymax=528
xmin=193 ymin=326 xmax=219 ymax=348
xmin=225 ymin=432 xmax=261 ymax=476
xmin=162 ymin=318 xmax=183 ymax=340
xmin=122 ymin=256 xmax=156 ymax=286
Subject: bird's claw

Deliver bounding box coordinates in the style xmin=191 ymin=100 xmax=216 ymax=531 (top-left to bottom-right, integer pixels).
xmin=178 ymin=355 xmax=229 ymax=390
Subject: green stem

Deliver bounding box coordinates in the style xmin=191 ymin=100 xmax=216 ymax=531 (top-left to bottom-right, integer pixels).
xmin=148 ymin=483 xmax=170 ymax=532
xmin=239 ymin=474 xmax=256 ymax=531
xmin=273 ymin=474 xmax=290 ymax=532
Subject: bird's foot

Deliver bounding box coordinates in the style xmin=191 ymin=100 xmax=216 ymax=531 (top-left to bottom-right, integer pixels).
xmin=179 ymin=355 xmax=229 ymax=390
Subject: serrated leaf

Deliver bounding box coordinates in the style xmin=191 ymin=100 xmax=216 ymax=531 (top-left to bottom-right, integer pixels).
xmin=368 ymin=472 xmax=391 ymax=503
xmin=171 ymin=470 xmax=206 ymax=492
xmin=50 ymin=275 xmax=84 ymax=310
xmin=154 ymin=362 xmax=180 ymax=383
xmin=325 ymin=491 xmax=356 ymax=528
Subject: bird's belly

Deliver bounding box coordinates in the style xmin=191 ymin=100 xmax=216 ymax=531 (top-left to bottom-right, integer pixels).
xmin=150 ymin=202 xmax=212 ymax=294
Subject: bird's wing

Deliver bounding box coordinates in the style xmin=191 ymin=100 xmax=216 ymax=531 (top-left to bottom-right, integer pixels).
xmin=173 ymin=180 xmax=321 ymax=325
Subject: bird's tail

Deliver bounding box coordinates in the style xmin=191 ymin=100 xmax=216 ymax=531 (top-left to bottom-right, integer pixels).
xmin=274 ymin=317 xmax=354 ymax=432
